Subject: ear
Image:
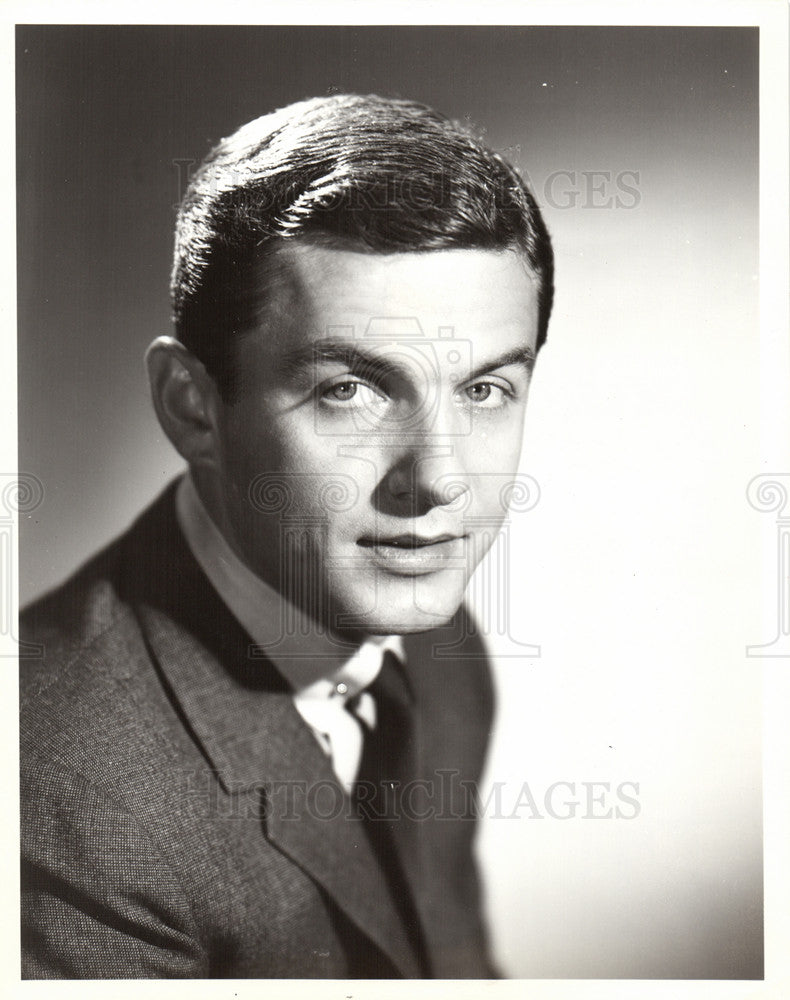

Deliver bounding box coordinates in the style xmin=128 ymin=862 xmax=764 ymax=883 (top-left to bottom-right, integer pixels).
xmin=145 ymin=337 xmax=222 ymax=469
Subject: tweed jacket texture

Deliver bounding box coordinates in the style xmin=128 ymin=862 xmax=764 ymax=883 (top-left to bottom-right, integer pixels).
xmin=20 ymin=481 xmax=496 ymax=979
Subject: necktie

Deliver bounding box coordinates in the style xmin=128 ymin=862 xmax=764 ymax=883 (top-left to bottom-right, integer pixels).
xmin=290 ymin=640 xmax=382 ymax=793
xmin=350 ymin=651 xmax=428 ymax=974
xmin=352 ymin=651 xmax=411 ymax=801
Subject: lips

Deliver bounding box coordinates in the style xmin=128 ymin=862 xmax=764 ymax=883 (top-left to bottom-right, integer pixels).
xmin=357 ymin=533 xmax=466 ymax=575
xmin=359 ymin=534 xmax=458 ymax=549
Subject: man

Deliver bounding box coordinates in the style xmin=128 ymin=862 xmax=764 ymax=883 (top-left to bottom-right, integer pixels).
xmin=20 ymin=93 xmax=553 ymax=978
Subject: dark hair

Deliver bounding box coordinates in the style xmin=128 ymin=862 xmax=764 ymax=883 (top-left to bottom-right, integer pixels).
xmin=172 ymin=93 xmax=554 ymax=398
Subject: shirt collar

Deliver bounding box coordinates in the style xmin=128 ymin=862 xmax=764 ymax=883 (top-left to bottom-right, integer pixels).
xmin=175 ymin=473 xmax=403 ymax=695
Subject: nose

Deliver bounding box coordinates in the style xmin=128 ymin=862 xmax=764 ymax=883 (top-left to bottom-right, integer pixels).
xmin=384 ymin=443 xmax=471 ymax=515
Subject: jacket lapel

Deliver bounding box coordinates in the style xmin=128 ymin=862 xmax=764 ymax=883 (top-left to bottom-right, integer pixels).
xmin=123 ymin=484 xmax=421 ymax=977
xmin=259 ymin=709 xmax=421 ymax=979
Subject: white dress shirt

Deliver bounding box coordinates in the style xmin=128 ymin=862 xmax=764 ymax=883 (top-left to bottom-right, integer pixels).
xmin=175 ymin=474 xmax=403 ymax=792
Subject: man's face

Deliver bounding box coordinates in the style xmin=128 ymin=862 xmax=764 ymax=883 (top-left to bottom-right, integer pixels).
xmin=213 ymin=243 xmax=539 ymax=636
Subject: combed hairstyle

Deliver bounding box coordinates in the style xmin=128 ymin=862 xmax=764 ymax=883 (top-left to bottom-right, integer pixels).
xmin=172 ymin=93 xmax=554 ymax=399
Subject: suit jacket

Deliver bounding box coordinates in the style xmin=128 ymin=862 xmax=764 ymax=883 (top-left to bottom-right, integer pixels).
xmin=20 ymin=481 xmax=496 ymax=979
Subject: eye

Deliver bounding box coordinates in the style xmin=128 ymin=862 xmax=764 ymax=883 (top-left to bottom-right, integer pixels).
xmin=466 ymin=383 xmax=493 ymax=403
xmin=325 ymin=381 xmax=358 ymax=402
xmin=320 ymin=378 xmax=388 ymax=409
xmin=461 ymin=380 xmax=511 ymax=409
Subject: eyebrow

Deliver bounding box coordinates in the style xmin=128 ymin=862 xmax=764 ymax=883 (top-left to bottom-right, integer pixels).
xmin=279 ymin=342 xmax=391 ymax=381
xmin=279 ymin=341 xmax=536 ymax=381
xmin=467 ymin=346 xmax=536 ymax=381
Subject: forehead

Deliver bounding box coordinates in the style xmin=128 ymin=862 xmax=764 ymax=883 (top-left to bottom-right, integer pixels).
xmin=256 ymin=243 xmax=539 ymax=351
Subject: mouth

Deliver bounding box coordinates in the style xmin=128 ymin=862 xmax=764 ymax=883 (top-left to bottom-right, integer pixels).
xmin=359 ymin=534 xmax=459 ymax=549
xmin=357 ymin=534 xmax=466 ymax=575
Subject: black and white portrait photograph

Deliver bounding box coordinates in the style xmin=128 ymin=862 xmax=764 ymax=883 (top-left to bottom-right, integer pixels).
xmin=6 ymin=2 xmax=789 ymax=996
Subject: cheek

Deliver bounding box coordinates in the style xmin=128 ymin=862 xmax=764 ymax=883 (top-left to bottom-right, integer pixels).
xmin=475 ymin=488 xmax=510 ymax=527
xmin=222 ymin=406 xmax=315 ymax=485
xmin=231 ymin=428 xmax=366 ymax=530
xmin=466 ymin=425 xmax=525 ymax=484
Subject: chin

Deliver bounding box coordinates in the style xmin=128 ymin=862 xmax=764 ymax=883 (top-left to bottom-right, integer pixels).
xmin=371 ymin=616 xmax=454 ymax=636
xmin=347 ymin=614 xmax=457 ymax=637
xmin=329 ymin=577 xmax=467 ymax=636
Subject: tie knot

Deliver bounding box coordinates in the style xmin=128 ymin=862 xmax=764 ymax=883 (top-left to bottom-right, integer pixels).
xmin=346 ymin=649 xmax=411 ymax=729
xmin=371 ymin=648 xmax=413 ymax=706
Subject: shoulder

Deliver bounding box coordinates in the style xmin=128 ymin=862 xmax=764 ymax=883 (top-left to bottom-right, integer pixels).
xmin=19 ymin=482 xmax=186 ymax=774
xmin=21 ymin=540 xmax=129 ymax=701
xmin=21 ymin=480 xmax=184 ymax=669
